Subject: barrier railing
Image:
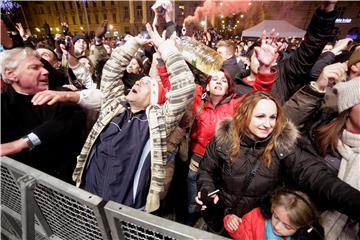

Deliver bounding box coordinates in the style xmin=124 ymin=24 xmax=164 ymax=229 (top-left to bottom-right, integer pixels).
xmin=1 ymin=157 xmax=228 ymax=240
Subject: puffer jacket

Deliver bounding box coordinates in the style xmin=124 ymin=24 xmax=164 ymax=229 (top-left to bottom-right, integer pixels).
xmin=190 ymin=85 xmax=241 ymax=156
xmin=198 ymin=118 xmax=360 ymax=222
xmin=191 ymin=70 xmax=276 ymax=156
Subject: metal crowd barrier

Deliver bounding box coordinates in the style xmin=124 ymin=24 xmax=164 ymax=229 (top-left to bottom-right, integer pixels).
xmin=1 ymin=157 xmax=228 ymax=240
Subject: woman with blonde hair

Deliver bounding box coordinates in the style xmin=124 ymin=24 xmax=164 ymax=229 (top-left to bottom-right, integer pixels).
xmin=196 ymin=91 xmax=360 ymax=235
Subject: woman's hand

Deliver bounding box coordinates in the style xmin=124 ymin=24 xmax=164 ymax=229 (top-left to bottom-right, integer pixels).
xmin=255 ymin=29 xmax=279 ymax=73
xmin=226 ymin=214 xmax=242 ymax=231
xmin=195 ymin=191 xmax=219 ymax=210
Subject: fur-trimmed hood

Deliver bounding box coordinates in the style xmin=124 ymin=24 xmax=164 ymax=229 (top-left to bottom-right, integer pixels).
xmin=215 ymin=118 xmax=299 ymax=153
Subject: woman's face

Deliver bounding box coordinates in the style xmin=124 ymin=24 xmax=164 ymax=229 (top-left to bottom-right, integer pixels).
xmin=271 ymin=205 xmax=298 ymax=237
xmin=126 ymin=58 xmax=141 ymax=74
xmin=346 ymin=103 xmax=360 ymax=133
xmin=206 ymin=71 xmax=229 ymax=97
xmin=248 ymin=99 xmax=277 ymax=140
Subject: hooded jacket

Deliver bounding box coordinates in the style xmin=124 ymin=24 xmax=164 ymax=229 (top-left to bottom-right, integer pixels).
xmin=198 ymin=118 xmax=360 ymax=222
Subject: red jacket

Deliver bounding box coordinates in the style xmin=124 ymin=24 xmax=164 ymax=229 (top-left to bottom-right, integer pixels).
xmin=190 ymin=70 xmax=276 ymax=156
xmin=224 ymin=208 xmax=265 ymax=240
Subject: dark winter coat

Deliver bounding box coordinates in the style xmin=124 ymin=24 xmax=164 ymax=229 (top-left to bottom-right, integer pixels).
xmin=197 ymin=118 xmax=360 ymax=222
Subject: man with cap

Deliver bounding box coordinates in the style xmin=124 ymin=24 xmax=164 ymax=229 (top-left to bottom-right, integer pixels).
xmin=72 ymin=23 xmax=195 ymax=213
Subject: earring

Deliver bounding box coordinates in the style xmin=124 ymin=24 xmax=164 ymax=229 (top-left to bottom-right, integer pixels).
xmin=307 ymin=227 xmax=313 ymax=233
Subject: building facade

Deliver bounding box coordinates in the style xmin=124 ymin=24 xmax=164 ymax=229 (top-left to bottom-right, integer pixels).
xmin=13 ymin=1 xmax=360 ymax=40
xmin=21 ymin=1 xmax=201 ymax=37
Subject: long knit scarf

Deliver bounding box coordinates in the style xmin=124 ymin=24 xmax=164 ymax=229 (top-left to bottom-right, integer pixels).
xmin=322 ymin=130 xmax=360 ymax=240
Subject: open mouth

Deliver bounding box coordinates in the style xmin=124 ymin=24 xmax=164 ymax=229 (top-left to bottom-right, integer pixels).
xmin=131 ymin=89 xmax=138 ymax=94
xmin=214 ymin=86 xmax=223 ymax=90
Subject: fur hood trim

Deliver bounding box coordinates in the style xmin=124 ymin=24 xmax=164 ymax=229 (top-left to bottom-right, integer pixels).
xmin=215 ymin=118 xmax=299 ymax=152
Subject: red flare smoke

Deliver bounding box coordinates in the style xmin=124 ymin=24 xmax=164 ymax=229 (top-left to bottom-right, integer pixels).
xmin=184 ymin=0 xmax=249 ymax=26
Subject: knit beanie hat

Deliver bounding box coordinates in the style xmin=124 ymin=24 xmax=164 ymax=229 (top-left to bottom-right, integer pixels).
xmin=334 ymin=77 xmax=360 ymax=112
xmin=348 ymin=47 xmax=360 ymax=67
xmin=142 ymin=76 xmax=166 ymax=105
xmin=73 ymin=35 xmax=87 ymax=44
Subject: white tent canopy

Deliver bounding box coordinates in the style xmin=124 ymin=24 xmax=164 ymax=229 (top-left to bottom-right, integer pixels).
xmin=242 ymin=20 xmax=306 ymax=38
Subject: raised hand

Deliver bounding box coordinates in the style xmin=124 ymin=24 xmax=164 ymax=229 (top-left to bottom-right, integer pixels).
xmin=332 ymin=38 xmax=353 ymax=54
xmin=255 ymin=29 xmax=280 ymax=68
xmin=15 ymin=23 xmax=26 ymax=39
xmin=95 ymin=20 xmax=108 ymax=38
xmin=146 ymin=23 xmax=165 ymax=49
xmin=320 ymin=0 xmax=337 ymax=12
xmin=59 ymin=37 xmax=74 ymax=56
xmin=316 ymin=62 xmax=348 ymax=90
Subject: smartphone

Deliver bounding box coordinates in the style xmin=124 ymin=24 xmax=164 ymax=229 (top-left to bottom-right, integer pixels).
xmin=207 ymin=189 xmax=220 ymax=197
xmin=64 ymin=36 xmax=71 ymax=51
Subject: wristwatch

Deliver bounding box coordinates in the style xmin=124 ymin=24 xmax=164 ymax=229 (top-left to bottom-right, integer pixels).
xmin=22 ymin=136 xmax=35 ymax=151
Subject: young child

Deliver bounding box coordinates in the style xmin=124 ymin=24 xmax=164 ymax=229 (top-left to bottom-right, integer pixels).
xmin=224 ymin=188 xmax=324 ymax=240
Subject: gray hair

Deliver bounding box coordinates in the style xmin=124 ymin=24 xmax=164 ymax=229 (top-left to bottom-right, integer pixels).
xmin=0 ymin=48 xmax=39 ymax=79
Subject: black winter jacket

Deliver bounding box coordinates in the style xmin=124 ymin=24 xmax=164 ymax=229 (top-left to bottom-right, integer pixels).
xmin=197 ymin=119 xmax=360 ymax=222
xmin=234 ymin=8 xmax=337 ymax=103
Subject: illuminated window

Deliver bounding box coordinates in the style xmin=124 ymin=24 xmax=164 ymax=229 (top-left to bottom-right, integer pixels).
xmin=95 ymin=14 xmax=99 ymax=24
xmin=113 ymin=13 xmax=117 ymax=23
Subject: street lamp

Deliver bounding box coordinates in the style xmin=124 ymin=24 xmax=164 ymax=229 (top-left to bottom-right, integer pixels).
xmin=80 ymin=26 xmax=84 ymax=31
xmin=109 ymin=25 xmax=114 ymax=30
xmin=35 ymin=28 xmax=40 ymax=32
xmin=56 ymin=27 xmax=60 ymax=32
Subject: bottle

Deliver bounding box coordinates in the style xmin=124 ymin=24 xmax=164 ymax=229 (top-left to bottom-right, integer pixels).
xmin=175 ymin=36 xmax=224 ymax=75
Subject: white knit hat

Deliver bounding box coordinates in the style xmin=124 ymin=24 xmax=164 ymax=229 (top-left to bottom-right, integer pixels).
xmin=334 ymin=77 xmax=360 ymax=113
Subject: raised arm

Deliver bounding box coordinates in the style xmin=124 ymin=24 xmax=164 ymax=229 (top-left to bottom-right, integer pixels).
xmin=274 ymin=1 xmax=338 ymax=103
xmin=146 ymin=23 xmax=195 ymax=136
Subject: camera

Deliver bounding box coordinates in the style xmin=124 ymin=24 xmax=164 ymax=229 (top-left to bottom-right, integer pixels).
xmin=64 ymin=36 xmax=71 ymax=50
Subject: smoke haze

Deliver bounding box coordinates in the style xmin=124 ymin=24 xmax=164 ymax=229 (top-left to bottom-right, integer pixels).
xmin=184 ymin=0 xmax=249 ymax=26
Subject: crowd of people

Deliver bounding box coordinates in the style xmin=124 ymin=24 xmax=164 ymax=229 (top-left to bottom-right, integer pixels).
xmin=1 ymin=0 xmax=360 ymax=239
